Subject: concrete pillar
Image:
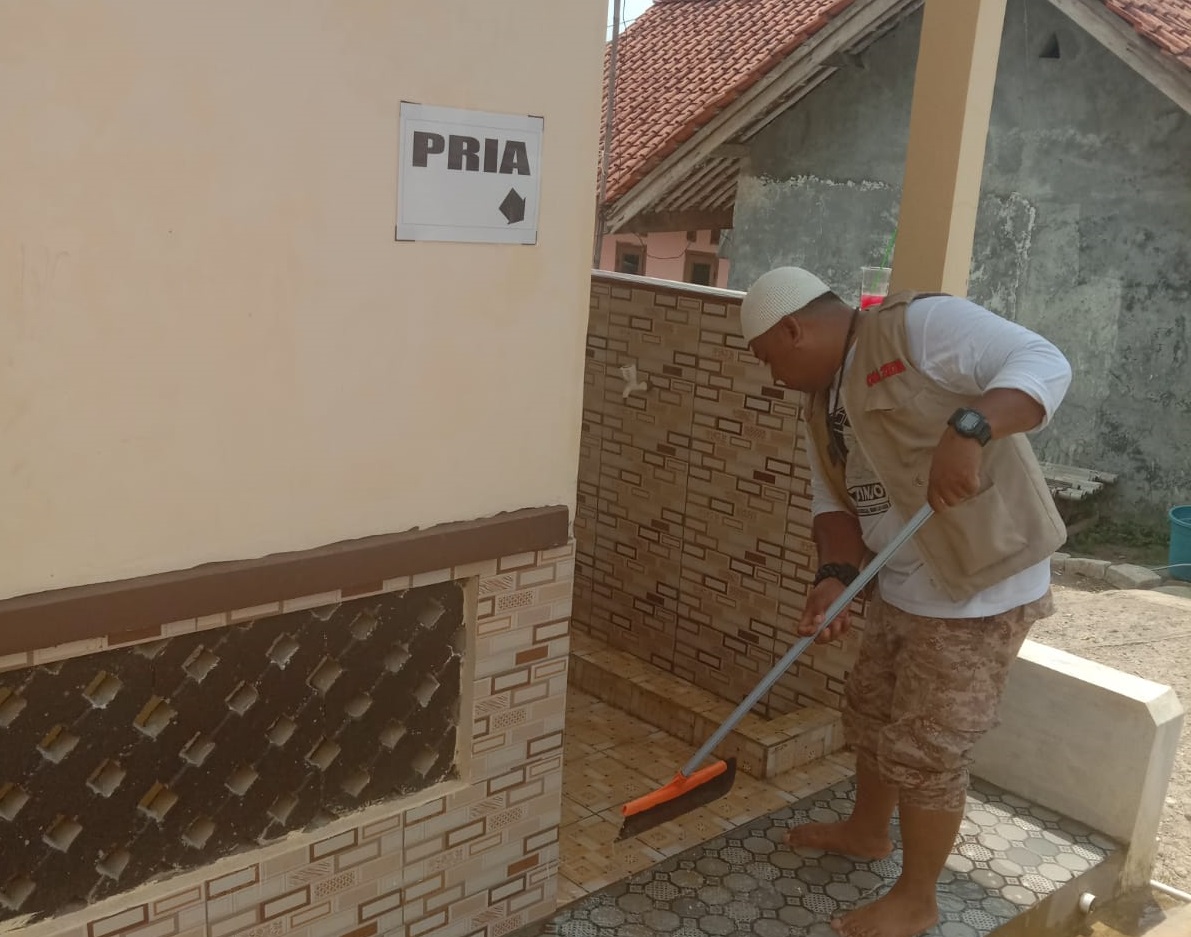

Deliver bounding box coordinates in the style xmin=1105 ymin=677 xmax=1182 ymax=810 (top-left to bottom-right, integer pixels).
xmin=889 ymin=0 xmax=1007 ymax=295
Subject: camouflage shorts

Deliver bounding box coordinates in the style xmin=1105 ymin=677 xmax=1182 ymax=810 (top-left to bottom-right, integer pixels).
xmin=842 ymin=588 xmax=1055 ymax=811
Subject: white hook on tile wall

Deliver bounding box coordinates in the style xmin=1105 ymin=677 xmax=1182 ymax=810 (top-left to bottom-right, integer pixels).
xmin=619 ymin=364 xmax=648 ymax=400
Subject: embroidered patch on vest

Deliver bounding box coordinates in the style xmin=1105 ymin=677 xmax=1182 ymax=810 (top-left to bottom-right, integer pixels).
xmin=865 ymin=358 xmax=906 ymax=387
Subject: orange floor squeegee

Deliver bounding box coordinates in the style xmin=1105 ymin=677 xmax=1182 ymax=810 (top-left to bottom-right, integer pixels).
xmin=617 ymin=503 xmax=935 ymax=841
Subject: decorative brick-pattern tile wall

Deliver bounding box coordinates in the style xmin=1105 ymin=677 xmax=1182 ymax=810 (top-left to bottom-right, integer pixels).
xmin=5 ymin=544 xmax=573 ymax=937
xmin=577 ymin=273 xmax=863 ymax=718
xmin=580 ymin=286 xmax=698 ymax=672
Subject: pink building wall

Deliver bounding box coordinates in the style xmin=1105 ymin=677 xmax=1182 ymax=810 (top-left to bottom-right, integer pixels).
xmin=597 ymin=229 xmax=731 ymax=288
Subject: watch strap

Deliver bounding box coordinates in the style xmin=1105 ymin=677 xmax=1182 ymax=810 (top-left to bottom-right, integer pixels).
xmin=813 ymin=562 xmax=860 ymax=588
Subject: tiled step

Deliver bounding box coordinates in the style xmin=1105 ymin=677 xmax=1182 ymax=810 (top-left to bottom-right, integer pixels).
xmin=517 ymin=775 xmax=1125 ymax=937
xmin=569 ymin=633 xmax=843 ymax=780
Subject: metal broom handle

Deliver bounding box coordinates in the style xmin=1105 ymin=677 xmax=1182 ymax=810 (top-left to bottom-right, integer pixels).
xmin=682 ymin=502 xmax=935 ymax=777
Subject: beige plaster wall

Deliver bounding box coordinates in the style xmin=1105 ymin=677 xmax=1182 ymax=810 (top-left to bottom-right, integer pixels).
xmin=0 ymin=0 xmax=604 ymax=599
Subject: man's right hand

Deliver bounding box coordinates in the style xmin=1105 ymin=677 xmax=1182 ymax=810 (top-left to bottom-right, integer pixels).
xmin=797 ymin=578 xmax=851 ymax=644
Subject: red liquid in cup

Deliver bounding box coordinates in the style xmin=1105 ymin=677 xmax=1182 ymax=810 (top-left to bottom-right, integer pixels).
xmin=860 ymin=293 xmax=885 ymax=310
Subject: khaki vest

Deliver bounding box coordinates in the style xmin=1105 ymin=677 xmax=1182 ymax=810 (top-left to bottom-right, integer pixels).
xmin=807 ymin=291 xmax=1066 ymax=602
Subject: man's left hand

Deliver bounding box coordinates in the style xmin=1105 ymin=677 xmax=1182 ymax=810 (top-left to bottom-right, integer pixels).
xmin=928 ymin=428 xmax=983 ymax=511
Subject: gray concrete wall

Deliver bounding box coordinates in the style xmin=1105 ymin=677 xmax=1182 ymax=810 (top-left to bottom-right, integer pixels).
xmin=725 ymin=0 xmax=1191 ymax=516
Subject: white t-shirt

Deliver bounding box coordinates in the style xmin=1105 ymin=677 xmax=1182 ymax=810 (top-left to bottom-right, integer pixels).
xmin=806 ymin=294 xmax=1073 ymax=618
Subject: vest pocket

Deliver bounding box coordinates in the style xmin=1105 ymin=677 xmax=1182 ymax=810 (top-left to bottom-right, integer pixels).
xmin=863 ymin=384 xmax=967 ymax=466
xmin=862 ymin=374 xmax=920 ymax=411
xmin=927 ymin=482 xmax=1029 ymax=577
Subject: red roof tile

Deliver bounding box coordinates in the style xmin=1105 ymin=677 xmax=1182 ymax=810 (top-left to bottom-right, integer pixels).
xmin=1106 ymin=0 xmax=1191 ymax=66
xmin=599 ymin=0 xmax=861 ymax=205
xmin=600 ymin=0 xmax=1190 ymax=211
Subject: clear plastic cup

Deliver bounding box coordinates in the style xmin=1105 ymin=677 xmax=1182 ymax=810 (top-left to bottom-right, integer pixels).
xmin=860 ymin=266 xmax=892 ymax=310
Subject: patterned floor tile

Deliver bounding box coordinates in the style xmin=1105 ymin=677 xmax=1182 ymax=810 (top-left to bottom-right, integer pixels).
xmin=562 ymin=795 xmax=596 ymax=828
xmin=563 ymin=752 xmax=658 ymax=815
xmin=531 ymin=776 xmax=1121 ymax=937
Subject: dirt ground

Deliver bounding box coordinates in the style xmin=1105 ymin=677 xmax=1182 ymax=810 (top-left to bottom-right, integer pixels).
xmin=1033 ymin=572 xmax=1191 ymax=893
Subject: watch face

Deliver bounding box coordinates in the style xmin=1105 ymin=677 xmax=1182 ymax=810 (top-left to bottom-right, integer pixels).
xmin=958 ymin=412 xmax=981 ymax=433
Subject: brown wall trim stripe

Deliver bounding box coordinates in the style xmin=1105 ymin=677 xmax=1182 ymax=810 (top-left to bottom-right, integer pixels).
xmin=0 ymin=505 xmax=570 ymax=657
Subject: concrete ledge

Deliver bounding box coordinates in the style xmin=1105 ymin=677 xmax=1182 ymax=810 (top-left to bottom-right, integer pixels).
xmin=991 ymin=849 xmax=1125 ymax=937
xmin=1052 ymin=552 xmax=1164 ymax=590
xmin=569 ymin=633 xmax=843 ymax=779
xmin=972 ymin=639 xmax=1184 ymax=888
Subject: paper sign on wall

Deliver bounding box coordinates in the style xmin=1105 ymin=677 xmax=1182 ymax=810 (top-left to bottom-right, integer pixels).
xmin=396 ymin=102 xmax=544 ymax=245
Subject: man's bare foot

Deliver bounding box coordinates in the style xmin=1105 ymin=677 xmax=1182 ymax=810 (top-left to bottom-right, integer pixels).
xmin=784 ymin=820 xmax=893 ymax=859
xmin=830 ymin=886 xmax=938 ymax=937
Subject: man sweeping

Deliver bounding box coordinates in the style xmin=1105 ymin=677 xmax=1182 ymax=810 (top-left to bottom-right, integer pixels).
xmin=738 ymin=267 xmax=1072 ymax=937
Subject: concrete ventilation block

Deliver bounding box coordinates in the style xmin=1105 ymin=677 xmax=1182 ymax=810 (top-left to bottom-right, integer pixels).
xmin=414 ymin=675 xmax=440 ymax=708
xmin=42 ymin=816 xmax=83 ymax=853
xmin=138 ymin=782 xmax=179 ymax=822
xmin=267 ymin=717 xmax=297 ymax=747
xmin=226 ymin=766 xmax=259 ymax=797
xmin=412 ymin=747 xmax=438 ymax=777
xmin=306 ymin=739 xmax=341 ymax=772
xmin=310 ymin=603 xmax=339 ymax=622
xmin=133 ymin=639 xmax=169 ymax=660
xmin=82 ymin=672 xmax=122 ymax=708
xmin=267 ymin=635 xmax=300 ymax=668
xmin=345 ymin=694 xmax=373 ymax=718
xmin=379 ymin=723 xmax=407 ymax=750
xmin=133 ymin=697 xmax=176 ymax=739
xmin=385 ymin=645 xmax=411 ymax=673
xmin=183 ymin=817 xmax=216 ymax=850
xmin=308 ymin=658 xmax=344 ymax=695
xmin=0 ymin=876 xmax=35 ymax=912
xmin=86 ymin=761 xmax=126 ymax=798
xmin=341 ymin=770 xmax=370 ymax=798
xmin=418 ymin=601 xmax=446 ymax=630
xmin=350 ymin=611 xmax=379 ymax=641
xmin=0 ymin=690 xmax=26 ymax=728
xmin=225 ymin=683 xmax=259 ymax=715
xmin=180 ymin=733 xmax=216 ymax=767
xmin=182 ymin=647 xmax=220 ymax=682
xmin=268 ymin=794 xmax=299 ymax=824
xmin=37 ymin=726 xmax=80 ymax=764
xmin=96 ymin=849 xmax=131 ymax=880
xmin=306 ymin=810 xmax=335 ymax=831
xmin=0 ymin=785 xmax=30 ymax=822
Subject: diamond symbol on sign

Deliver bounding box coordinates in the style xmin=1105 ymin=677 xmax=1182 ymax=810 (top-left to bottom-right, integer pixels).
xmin=499 ymin=188 xmax=526 ymax=225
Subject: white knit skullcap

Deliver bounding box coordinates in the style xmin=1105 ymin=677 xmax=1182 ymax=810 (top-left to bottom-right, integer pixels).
xmin=739 ymin=267 xmax=833 ymax=343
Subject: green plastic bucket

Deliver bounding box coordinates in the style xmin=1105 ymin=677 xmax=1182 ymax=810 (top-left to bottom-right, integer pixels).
xmin=1170 ymin=505 xmax=1191 ymax=582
